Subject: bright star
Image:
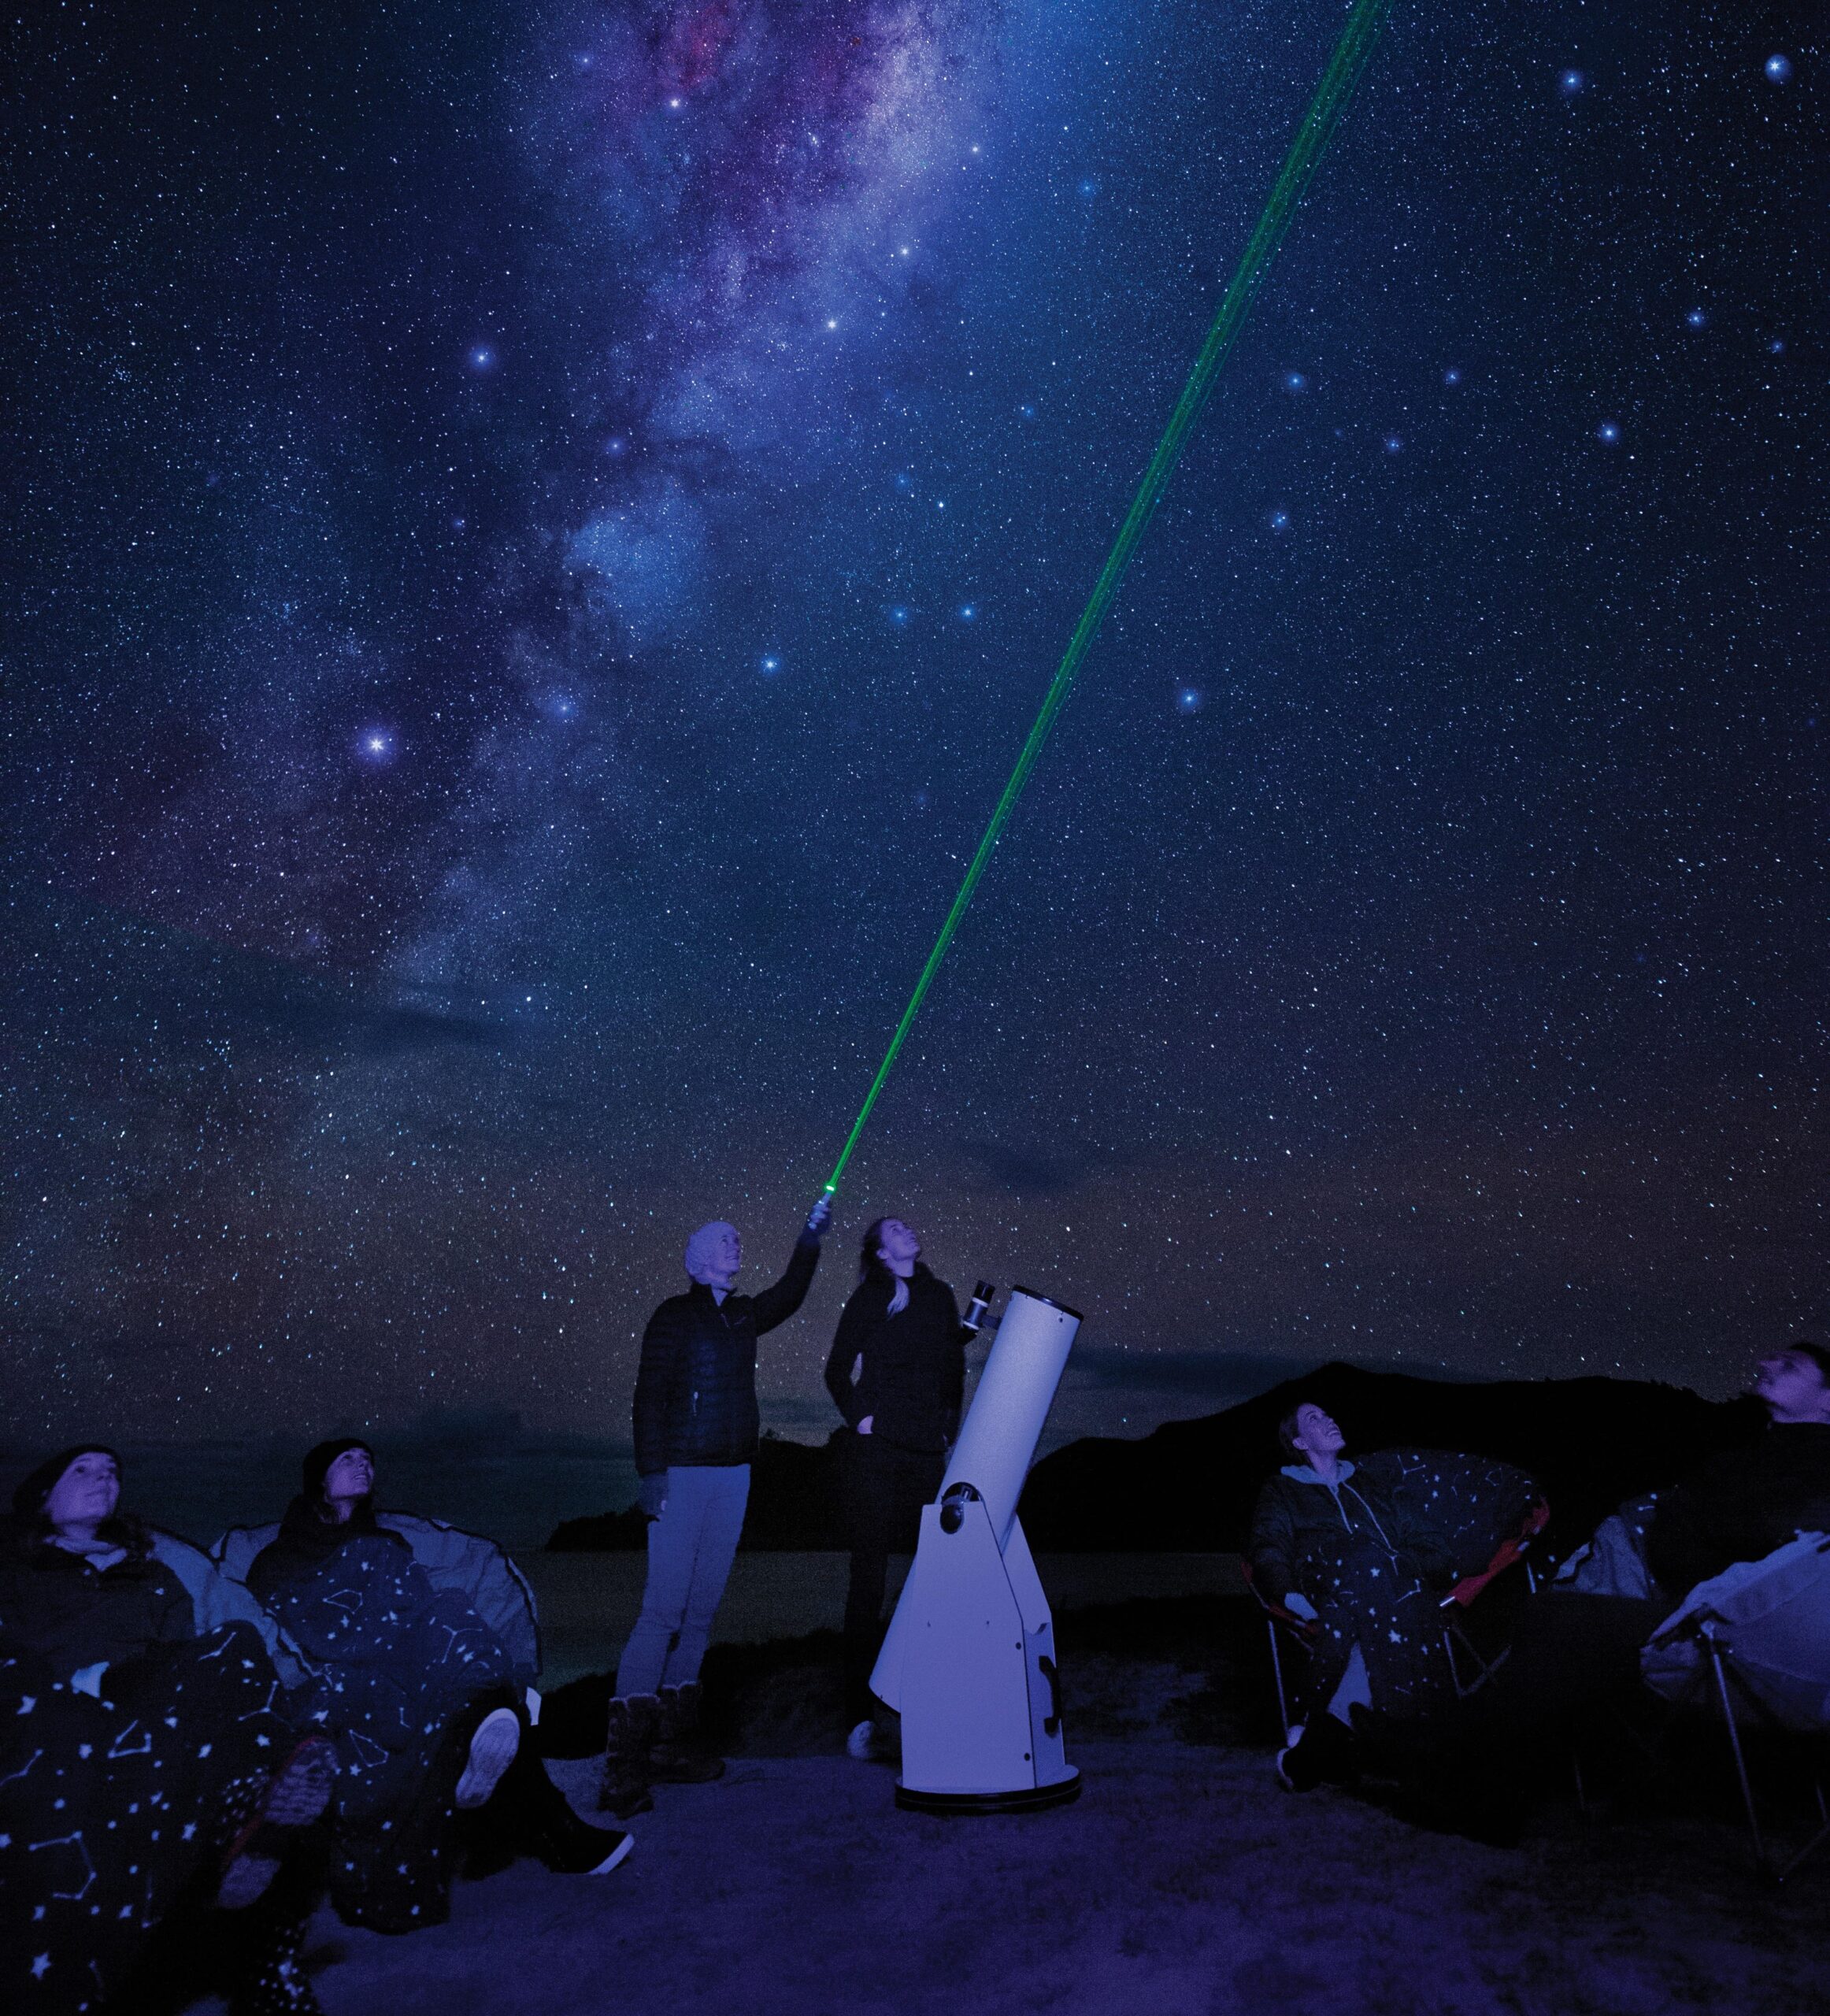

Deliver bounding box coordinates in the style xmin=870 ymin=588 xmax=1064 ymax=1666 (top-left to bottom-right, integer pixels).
xmin=1764 ymin=54 xmax=1792 ymax=83
xmin=889 ymin=606 xmax=910 ymax=625
xmin=468 ymin=346 xmax=496 ymax=372
xmin=355 ymin=728 xmax=397 ymax=765
xmin=1283 ymin=371 xmax=1308 ymax=393
xmin=1596 ymin=421 xmax=1621 ymax=444
xmin=1559 ymin=69 xmax=1585 ymax=95
xmin=825 ymin=317 xmax=838 ymax=331
xmin=1383 ymin=434 xmax=1404 ymax=454
xmin=1269 ymin=510 xmax=1291 ymax=532
xmin=958 ymin=604 xmax=976 ymax=622
xmin=1684 ymin=308 xmax=1706 ymax=328
xmin=1769 ymin=338 xmax=1786 ymax=354
xmin=760 ymin=654 xmax=781 ymax=675
xmin=1176 ymin=688 xmax=1203 ymax=714
xmin=1443 ymin=367 xmax=1462 ymax=387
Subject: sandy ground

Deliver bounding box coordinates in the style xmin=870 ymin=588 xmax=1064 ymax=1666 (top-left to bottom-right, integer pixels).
xmin=290 ymin=1625 xmax=1829 ymax=2016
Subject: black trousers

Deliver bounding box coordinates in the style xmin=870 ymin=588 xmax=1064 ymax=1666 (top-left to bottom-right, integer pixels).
xmin=839 ymin=1433 xmax=944 ymax=1721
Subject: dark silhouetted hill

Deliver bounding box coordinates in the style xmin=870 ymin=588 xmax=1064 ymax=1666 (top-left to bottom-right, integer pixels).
xmin=546 ymin=1366 xmax=1767 ymax=1553
xmin=1017 ymin=1363 xmax=1766 ymax=1554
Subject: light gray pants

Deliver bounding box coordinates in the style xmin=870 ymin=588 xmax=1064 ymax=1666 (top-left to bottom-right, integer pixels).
xmin=615 ymin=1463 xmax=750 ymax=1697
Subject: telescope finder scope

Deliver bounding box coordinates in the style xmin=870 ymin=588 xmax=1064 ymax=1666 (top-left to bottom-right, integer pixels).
xmin=961 ymin=1280 xmax=996 ymax=1334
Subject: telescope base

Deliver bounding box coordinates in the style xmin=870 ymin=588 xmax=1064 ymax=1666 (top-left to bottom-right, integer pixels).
xmin=895 ymin=1770 xmax=1081 ymax=1816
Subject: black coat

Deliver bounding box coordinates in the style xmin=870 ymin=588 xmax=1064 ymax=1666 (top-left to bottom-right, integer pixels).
xmin=0 ymin=1529 xmax=193 ymax=1676
xmin=824 ymin=1264 xmax=965 ymax=1456
xmin=633 ymin=1235 xmax=821 ymax=1475
xmin=1647 ymin=1423 xmax=1830 ymax=1598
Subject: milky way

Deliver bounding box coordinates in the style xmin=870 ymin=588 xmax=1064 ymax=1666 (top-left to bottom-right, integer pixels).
xmin=4 ymin=0 xmax=1824 ymax=1447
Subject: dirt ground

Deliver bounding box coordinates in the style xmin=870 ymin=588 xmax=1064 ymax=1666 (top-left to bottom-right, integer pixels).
xmin=287 ymin=1599 xmax=1830 ymax=2016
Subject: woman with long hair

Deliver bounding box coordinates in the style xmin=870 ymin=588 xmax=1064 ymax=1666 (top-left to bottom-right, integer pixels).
xmin=0 ymin=1446 xmax=333 ymax=2015
xmin=823 ymin=1216 xmax=966 ymax=1760
xmin=245 ymin=1438 xmax=629 ymax=1934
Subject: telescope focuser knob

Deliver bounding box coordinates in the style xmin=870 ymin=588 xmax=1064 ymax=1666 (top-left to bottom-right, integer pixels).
xmin=939 ymin=1481 xmax=981 ymax=1534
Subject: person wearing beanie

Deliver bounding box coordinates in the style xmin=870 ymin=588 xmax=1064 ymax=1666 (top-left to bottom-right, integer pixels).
xmin=242 ymin=1438 xmax=632 ymax=1934
xmin=0 ymin=1446 xmax=335 ymax=2016
xmin=601 ymin=1194 xmax=832 ymax=1815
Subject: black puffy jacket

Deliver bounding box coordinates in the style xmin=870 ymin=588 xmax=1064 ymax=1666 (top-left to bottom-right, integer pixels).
xmin=632 ymin=1236 xmax=821 ymax=1474
xmin=823 ymin=1264 xmax=965 ymax=1456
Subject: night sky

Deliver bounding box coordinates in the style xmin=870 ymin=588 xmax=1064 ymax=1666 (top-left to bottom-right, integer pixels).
xmin=5 ymin=0 xmax=1824 ymax=1450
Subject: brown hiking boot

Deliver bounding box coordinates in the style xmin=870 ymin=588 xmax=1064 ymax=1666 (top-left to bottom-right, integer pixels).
xmin=596 ymin=1694 xmax=657 ymax=1818
xmin=650 ymin=1681 xmax=725 ymax=1784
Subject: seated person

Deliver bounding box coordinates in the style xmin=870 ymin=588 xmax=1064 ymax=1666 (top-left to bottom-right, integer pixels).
xmin=1644 ymin=1340 xmax=1830 ymax=1599
xmin=1249 ymin=1401 xmax=1456 ymax=1788
xmin=237 ymin=1439 xmax=629 ymax=1931
xmin=1380 ymin=1340 xmax=1830 ymax=1840
xmin=0 ymin=1447 xmax=333 ymax=2016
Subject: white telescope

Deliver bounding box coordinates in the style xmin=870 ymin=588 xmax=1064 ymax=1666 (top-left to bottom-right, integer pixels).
xmin=870 ymin=1285 xmax=1082 ymax=1812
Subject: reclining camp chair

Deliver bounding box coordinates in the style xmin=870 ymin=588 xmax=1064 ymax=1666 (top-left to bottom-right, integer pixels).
xmin=1641 ymin=1531 xmax=1830 ymax=1882
xmin=1243 ymin=1450 xmax=1548 ymax=1735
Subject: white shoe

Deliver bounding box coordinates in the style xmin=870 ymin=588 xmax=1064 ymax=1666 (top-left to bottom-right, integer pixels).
xmin=846 ymin=1718 xmax=886 ymax=1762
xmin=455 ymin=1706 xmax=521 ymax=1809
xmin=590 ymin=1832 xmax=636 ymax=1876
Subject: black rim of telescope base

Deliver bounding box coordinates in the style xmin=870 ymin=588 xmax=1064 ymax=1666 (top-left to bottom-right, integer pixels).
xmin=895 ymin=1772 xmax=1081 ymax=1815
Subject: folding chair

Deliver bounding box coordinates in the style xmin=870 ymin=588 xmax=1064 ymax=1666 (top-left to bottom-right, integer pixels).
xmin=1642 ymin=1532 xmax=1830 ymax=1882
xmin=1240 ymin=1559 xmax=1320 ymax=1739
xmin=1436 ymin=1498 xmax=1550 ymax=1696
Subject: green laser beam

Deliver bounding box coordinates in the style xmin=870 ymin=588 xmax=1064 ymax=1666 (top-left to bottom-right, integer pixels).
xmin=824 ymin=0 xmax=1394 ymax=1198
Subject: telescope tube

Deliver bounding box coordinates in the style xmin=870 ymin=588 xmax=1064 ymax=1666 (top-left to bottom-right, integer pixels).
xmin=939 ymin=1288 xmax=1081 ymax=1548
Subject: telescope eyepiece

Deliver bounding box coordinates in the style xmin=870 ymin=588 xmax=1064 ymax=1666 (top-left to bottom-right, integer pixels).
xmin=939 ymin=1480 xmax=980 ymax=1534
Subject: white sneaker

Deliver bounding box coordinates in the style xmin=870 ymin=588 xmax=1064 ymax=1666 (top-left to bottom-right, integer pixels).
xmin=455 ymin=1706 xmax=521 ymax=1809
xmin=846 ymin=1718 xmax=885 ymax=1762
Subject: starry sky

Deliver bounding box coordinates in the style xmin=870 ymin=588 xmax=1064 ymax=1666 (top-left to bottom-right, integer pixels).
xmin=4 ymin=0 xmax=1824 ymax=1451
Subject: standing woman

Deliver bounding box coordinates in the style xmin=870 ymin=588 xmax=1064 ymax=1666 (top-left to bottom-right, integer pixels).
xmin=824 ymin=1217 xmax=966 ymax=1760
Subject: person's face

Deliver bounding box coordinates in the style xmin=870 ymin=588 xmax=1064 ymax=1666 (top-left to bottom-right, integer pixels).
xmin=1754 ymin=1349 xmax=1830 ymax=1425
xmin=324 ymin=1447 xmax=376 ymax=1503
xmin=709 ymin=1226 xmax=742 ymax=1283
xmin=44 ymin=1451 xmax=120 ymax=1531
xmin=876 ymin=1219 xmax=921 ymax=1268
xmin=1292 ymin=1405 xmax=1346 ymax=1461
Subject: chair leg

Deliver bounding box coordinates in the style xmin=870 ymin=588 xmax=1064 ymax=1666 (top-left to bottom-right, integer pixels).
xmin=1708 ymin=1636 xmax=1767 ymax=1873
xmin=1267 ymin=1619 xmax=1290 ymax=1739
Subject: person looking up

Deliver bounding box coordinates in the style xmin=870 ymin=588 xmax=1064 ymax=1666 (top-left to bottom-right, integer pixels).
xmin=601 ymin=1195 xmax=832 ymax=1815
xmin=1249 ymin=1402 xmax=1454 ymax=1790
xmin=824 ymin=1216 xmax=966 ymax=1761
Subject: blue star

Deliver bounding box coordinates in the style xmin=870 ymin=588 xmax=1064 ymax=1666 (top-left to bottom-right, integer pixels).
xmin=1269 ymin=510 xmax=1291 ymax=533
xmin=759 ymin=654 xmax=782 ymax=676
xmin=1282 ymin=371 xmax=1308 ymax=394
xmin=1684 ymin=307 xmax=1707 ymax=329
xmin=468 ymin=346 xmax=496 ymax=372
xmin=1443 ymin=367 xmax=1462 ymax=387
xmin=355 ymin=728 xmax=397 ymax=766
xmin=1596 ymin=421 xmax=1621 ymax=445
xmin=1383 ymin=434 xmax=1404 ymax=454
xmin=1769 ymin=338 xmax=1787 ymax=355
xmin=1765 ymin=54 xmax=1792 ymax=83
xmin=957 ymin=603 xmax=976 ymax=623
xmin=1176 ymin=688 xmax=1203 ymax=714
xmin=1559 ymin=69 xmax=1585 ymax=96
xmin=888 ymin=605 xmax=911 ymax=626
